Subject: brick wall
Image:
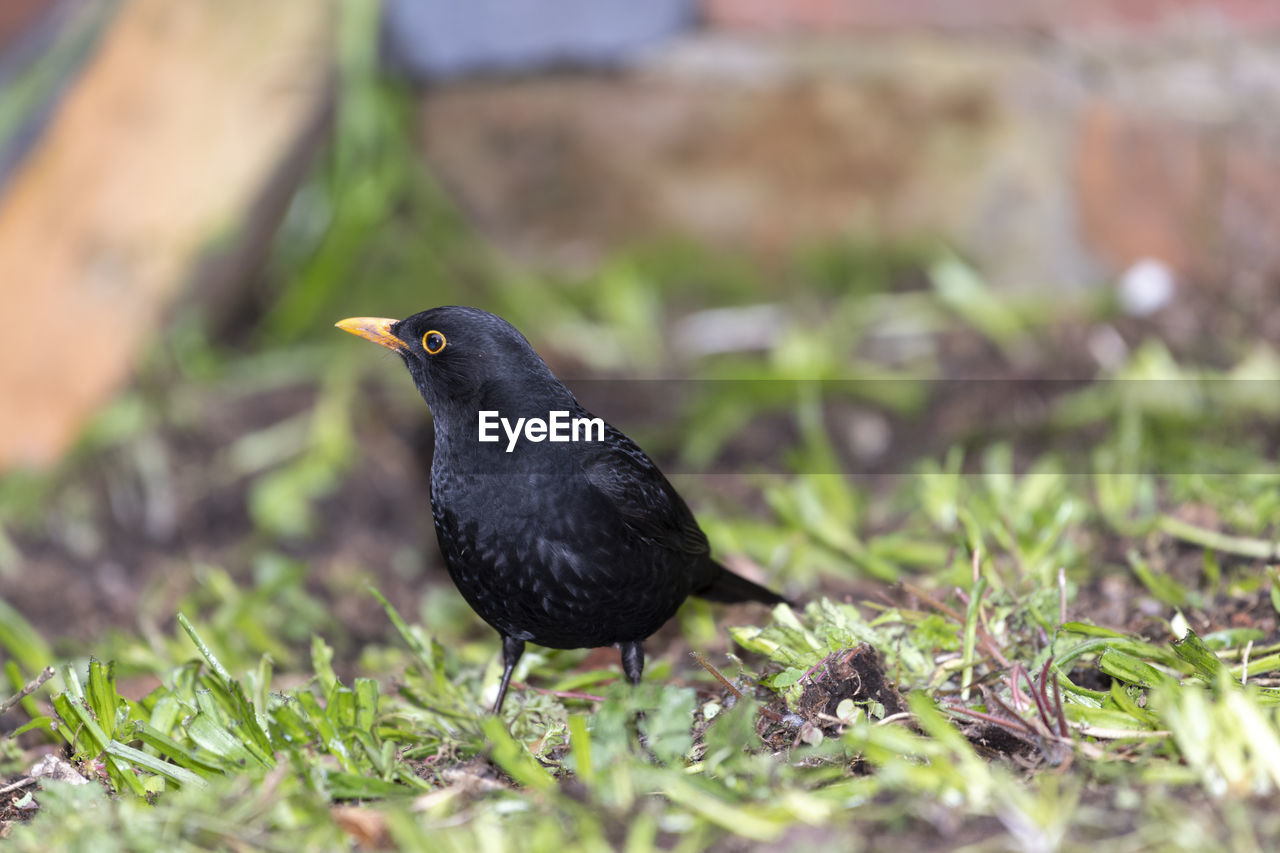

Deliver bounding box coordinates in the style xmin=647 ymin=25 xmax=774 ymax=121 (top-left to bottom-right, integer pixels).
xmin=704 ymin=0 xmax=1280 ymax=34
xmin=0 ymin=0 xmax=55 ymax=53
xmin=691 ymin=0 xmax=1280 ymax=287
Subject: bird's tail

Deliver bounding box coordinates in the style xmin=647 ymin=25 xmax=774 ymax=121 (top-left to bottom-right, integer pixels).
xmin=695 ymin=562 xmax=793 ymax=607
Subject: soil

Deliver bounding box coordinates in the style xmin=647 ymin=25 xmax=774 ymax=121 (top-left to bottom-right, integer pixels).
xmin=1 ymin=273 xmax=1277 ymax=707
xmin=3 ymin=271 xmax=1280 ymax=850
xmin=1 ymin=379 xmax=437 ymax=657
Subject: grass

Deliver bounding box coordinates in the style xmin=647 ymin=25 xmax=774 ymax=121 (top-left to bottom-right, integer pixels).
xmin=3 ymin=302 xmax=1280 ymax=849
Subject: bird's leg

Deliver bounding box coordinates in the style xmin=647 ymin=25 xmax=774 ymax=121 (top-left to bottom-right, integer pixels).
xmin=618 ymin=641 xmax=651 ymax=753
xmin=618 ymin=641 xmax=645 ymax=686
xmin=492 ymin=634 xmax=526 ymax=714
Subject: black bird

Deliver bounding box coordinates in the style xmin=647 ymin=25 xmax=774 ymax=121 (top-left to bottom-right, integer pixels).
xmin=337 ymin=306 xmax=788 ymax=713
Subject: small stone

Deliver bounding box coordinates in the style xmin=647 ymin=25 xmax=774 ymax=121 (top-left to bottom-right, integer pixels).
xmin=1119 ymin=258 xmax=1176 ymax=316
xmin=29 ymin=754 xmax=89 ymax=786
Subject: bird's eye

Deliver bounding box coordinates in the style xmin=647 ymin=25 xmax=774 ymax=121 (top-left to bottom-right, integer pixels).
xmin=423 ymin=331 xmax=446 ymax=354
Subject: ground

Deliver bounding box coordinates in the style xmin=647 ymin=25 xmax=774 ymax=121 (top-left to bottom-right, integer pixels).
xmin=3 ymin=52 xmax=1280 ymax=846
xmin=3 ymin=233 xmax=1280 ymax=848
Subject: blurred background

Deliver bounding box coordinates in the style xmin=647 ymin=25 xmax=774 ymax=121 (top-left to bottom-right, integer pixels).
xmin=1 ymin=0 xmax=1278 ymax=676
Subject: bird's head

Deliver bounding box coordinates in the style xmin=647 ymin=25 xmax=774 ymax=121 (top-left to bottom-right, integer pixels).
xmin=335 ymin=306 xmax=571 ymax=421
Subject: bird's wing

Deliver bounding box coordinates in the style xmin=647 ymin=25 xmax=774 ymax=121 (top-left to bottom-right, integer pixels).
xmin=577 ymin=421 xmax=712 ymax=558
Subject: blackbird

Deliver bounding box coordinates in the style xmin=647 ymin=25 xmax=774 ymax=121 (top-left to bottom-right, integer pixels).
xmin=337 ymin=306 xmax=788 ymax=713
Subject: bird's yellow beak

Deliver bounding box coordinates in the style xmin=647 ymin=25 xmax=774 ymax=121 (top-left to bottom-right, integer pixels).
xmin=335 ymin=317 xmax=408 ymax=353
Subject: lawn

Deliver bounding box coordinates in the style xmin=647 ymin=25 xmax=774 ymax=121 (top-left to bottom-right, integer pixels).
xmin=3 ymin=28 xmax=1280 ymax=852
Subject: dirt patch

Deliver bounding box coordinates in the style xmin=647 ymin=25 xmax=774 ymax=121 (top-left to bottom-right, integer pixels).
xmin=751 ymin=644 xmax=908 ymax=754
xmin=0 ymin=378 xmax=448 ymax=669
xmin=795 ymin=645 xmax=907 ymax=730
xmin=4 ymin=274 xmax=1279 ymax=681
xmin=0 ymin=778 xmax=39 ymax=831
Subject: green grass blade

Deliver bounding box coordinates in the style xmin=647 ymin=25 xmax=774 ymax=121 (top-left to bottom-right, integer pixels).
xmin=185 ymin=713 xmax=270 ymax=769
xmin=296 ymin=689 xmax=356 ymax=772
xmin=1171 ymin=631 xmax=1228 ymax=681
xmin=52 ymin=692 xmax=147 ymax=796
xmin=177 ymin=613 xmax=233 ymax=682
xmin=1099 ymin=649 xmax=1179 ymax=689
xmin=312 ymin=635 xmax=338 ymax=696
xmin=369 ymin=586 xmax=436 ymax=669
xmin=104 ymin=740 xmax=210 ymax=789
xmin=481 ymin=716 xmax=555 ymax=793
xmin=85 ymin=659 xmax=120 ymax=741
xmin=353 ymin=678 xmax=378 ymax=732
xmin=132 ymin=722 xmax=227 ymax=774
xmin=567 ymin=714 xmax=594 ymax=785
xmin=0 ymin=598 xmax=54 ymax=676
xmin=325 ymin=771 xmax=412 ymax=800
xmin=959 ymin=576 xmax=987 ymax=701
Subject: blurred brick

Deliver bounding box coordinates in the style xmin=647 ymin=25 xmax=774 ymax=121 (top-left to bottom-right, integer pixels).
xmin=704 ymin=0 xmax=1280 ymax=34
xmin=418 ymin=25 xmax=1280 ymax=295
xmin=702 ymin=0 xmax=1044 ymax=32
xmin=419 ymin=39 xmax=1096 ymax=289
xmin=1221 ymin=131 xmax=1280 ymax=274
xmin=426 ymin=72 xmax=950 ymax=256
xmin=0 ymin=0 xmax=54 ymax=53
xmin=1079 ymin=0 xmax=1280 ymax=31
xmin=1073 ymin=102 xmax=1212 ymax=273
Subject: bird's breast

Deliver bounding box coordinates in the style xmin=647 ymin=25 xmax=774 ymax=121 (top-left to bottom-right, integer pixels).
xmin=428 ymin=471 xmax=693 ymax=648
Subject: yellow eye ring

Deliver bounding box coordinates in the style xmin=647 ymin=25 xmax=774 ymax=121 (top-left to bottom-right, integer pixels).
xmin=422 ymin=330 xmax=447 ymax=354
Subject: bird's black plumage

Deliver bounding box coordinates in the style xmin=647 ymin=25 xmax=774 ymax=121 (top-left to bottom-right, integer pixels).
xmin=337 ymin=306 xmax=788 ymax=713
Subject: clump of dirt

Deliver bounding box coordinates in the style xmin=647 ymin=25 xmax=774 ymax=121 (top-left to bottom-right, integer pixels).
xmin=795 ymin=645 xmax=907 ymax=731
xmin=0 ymin=782 xmax=38 ymax=832
xmin=964 ymin=721 xmax=1041 ymax=761
xmin=753 ymin=644 xmax=907 ymax=751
